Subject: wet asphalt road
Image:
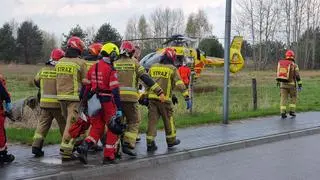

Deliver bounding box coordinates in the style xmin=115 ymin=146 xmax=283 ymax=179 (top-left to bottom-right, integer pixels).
xmin=2 ymin=112 xmax=320 ymax=179
xmin=105 ymin=134 xmax=320 ymax=180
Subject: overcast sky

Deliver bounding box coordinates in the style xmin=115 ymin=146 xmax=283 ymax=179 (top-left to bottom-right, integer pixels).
xmin=0 ymin=0 xmax=231 ymax=42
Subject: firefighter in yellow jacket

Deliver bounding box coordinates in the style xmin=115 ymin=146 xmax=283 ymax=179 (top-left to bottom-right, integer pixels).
xmin=56 ymin=36 xmax=87 ymax=160
xmin=114 ymin=41 xmax=165 ymax=156
xmin=146 ymin=48 xmax=191 ymax=152
xmin=277 ymin=50 xmax=302 ymax=119
xmin=32 ymin=48 xmax=66 ymax=157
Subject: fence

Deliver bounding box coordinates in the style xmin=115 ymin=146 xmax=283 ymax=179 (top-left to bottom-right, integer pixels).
xmin=176 ymin=69 xmax=320 ymax=119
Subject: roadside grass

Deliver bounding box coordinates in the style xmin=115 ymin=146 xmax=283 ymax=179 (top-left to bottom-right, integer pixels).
xmin=7 ymin=128 xmax=61 ymax=146
xmin=2 ymin=64 xmax=40 ymax=101
xmin=3 ymin=64 xmax=320 ymax=144
xmin=7 ymin=104 xmax=319 ymax=145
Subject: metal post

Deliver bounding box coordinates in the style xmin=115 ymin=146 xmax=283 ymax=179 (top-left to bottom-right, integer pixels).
xmin=223 ymin=0 xmax=232 ymax=124
xmin=252 ymin=78 xmax=257 ymax=110
xmin=189 ymin=60 xmax=195 ymax=114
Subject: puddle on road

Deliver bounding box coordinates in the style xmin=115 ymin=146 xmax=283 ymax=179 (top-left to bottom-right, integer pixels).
xmin=40 ymin=157 xmax=62 ymax=165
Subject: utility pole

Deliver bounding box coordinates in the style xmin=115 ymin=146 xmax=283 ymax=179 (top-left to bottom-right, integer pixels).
xmin=223 ymin=0 xmax=232 ymax=124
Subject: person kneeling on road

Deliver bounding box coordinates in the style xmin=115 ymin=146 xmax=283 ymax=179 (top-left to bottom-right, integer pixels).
xmin=145 ymin=47 xmax=191 ymax=152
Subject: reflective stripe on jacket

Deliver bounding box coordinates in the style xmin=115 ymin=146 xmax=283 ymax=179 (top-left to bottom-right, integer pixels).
xmin=114 ymin=57 xmax=162 ymax=102
xmin=55 ymin=57 xmax=87 ymax=101
xmin=148 ymin=63 xmax=188 ymax=102
xmin=280 ymin=62 xmax=302 ymax=88
xmin=34 ymin=66 xmax=60 ymax=108
xmin=86 ymin=61 xmax=97 ymax=71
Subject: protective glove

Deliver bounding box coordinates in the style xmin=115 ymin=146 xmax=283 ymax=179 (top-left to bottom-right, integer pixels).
xmin=138 ymin=97 xmax=149 ymax=106
xmin=5 ymin=102 xmax=12 ymax=112
xmin=297 ymin=84 xmax=302 ymax=92
xmin=138 ymin=93 xmax=149 ymax=106
xmin=142 ymin=98 xmax=149 ymax=106
xmin=116 ymin=110 xmax=123 ymax=118
xmin=172 ymin=94 xmax=178 ymax=105
xmin=4 ymin=103 xmax=14 ymax=121
xmin=159 ymin=93 xmax=165 ymax=103
xmin=185 ymin=97 xmax=192 ymax=110
xmin=4 ymin=111 xmax=15 ymax=122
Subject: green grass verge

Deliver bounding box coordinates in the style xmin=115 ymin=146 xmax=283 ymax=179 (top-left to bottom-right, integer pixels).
xmin=5 ymin=69 xmax=320 ymax=145
xmin=7 ymin=128 xmax=61 ymax=146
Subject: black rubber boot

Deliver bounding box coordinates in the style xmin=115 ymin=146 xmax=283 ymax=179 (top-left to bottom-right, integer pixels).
xmin=136 ymin=135 xmax=141 ymax=143
xmin=115 ymin=143 xmax=122 ymax=160
xmin=77 ymin=141 xmax=90 ymax=164
xmin=281 ymin=113 xmax=287 ymax=119
xmin=102 ymin=157 xmax=117 ymax=165
xmin=122 ymin=142 xmax=137 ymax=157
xmin=0 ymin=150 xmax=15 ymax=163
xmin=168 ymin=139 xmax=181 ymax=148
xmin=89 ymin=144 xmax=103 ymax=152
xmin=147 ymin=141 xmax=158 ymax=152
xmin=289 ymin=111 xmax=296 ymax=117
xmin=32 ymin=147 xmax=44 ymax=157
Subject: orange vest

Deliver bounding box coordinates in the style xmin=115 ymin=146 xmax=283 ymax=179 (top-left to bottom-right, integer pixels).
xmin=276 ymin=59 xmax=293 ymax=82
xmin=178 ymin=66 xmax=191 ymax=86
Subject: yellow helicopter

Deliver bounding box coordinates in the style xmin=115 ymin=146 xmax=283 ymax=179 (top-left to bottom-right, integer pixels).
xmin=138 ymin=34 xmax=245 ymax=77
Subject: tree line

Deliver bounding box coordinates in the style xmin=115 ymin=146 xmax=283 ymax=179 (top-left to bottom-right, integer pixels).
xmin=234 ymin=0 xmax=320 ymax=70
xmin=0 ymin=8 xmax=225 ymax=64
xmin=0 ymin=20 xmax=122 ymax=64
xmin=124 ymin=8 xmax=224 ymax=58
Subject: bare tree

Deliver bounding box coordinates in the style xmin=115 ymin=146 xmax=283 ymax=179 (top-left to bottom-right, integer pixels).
xmin=185 ymin=13 xmax=198 ymax=37
xmin=41 ymin=31 xmax=57 ymax=61
xmin=125 ymin=16 xmax=139 ymax=40
xmin=235 ymin=0 xmax=283 ymax=69
xmin=281 ymin=0 xmax=292 ymax=47
xmin=194 ymin=9 xmax=213 ymax=37
xmin=150 ymin=8 xmax=165 ymax=38
xmin=234 ymin=0 xmax=320 ymax=70
xmin=185 ymin=10 xmax=213 ymax=38
xmin=85 ymin=26 xmax=97 ymax=45
xmin=150 ymin=7 xmax=185 ymax=38
xmin=138 ymin=15 xmax=151 ymax=51
xmin=9 ymin=19 xmax=19 ymax=39
xmin=302 ymin=0 xmax=312 ymax=69
xmin=236 ymin=0 xmax=257 ymax=68
xmin=262 ymin=0 xmax=282 ymax=68
xmin=311 ymin=0 xmax=320 ymax=68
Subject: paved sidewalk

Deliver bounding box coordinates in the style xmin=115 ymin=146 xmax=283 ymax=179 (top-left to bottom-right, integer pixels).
xmin=2 ymin=112 xmax=320 ymax=180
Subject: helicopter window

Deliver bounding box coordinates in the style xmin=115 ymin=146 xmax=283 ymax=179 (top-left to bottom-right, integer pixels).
xmin=140 ymin=52 xmax=161 ymax=70
xmin=140 ymin=53 xmax=156 ymax=65
xmin=196 ymin=48 xmax=201 ymax=60
xmin=199 ymin=50 xmax=206 ymax=58
xmin=175 ymin=55 xmax=184 ymax=66
xmin=170 ymin=39 xmax=187 ymax=47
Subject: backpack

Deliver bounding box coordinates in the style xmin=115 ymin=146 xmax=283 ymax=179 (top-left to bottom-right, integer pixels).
xmin=276 ymin=59 xmax=293 ymax=82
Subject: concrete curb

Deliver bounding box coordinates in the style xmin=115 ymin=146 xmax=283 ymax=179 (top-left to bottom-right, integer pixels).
xmin=28 ymin=126 xmax=320 ymax=180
